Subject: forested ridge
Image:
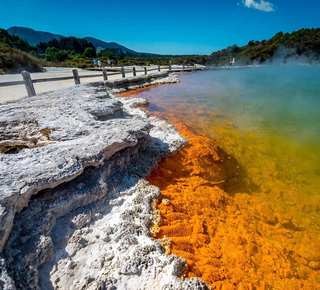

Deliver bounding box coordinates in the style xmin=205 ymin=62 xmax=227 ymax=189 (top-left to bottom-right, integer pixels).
xmin=1 ymin=27 xmax=319 ymax=73
xmin=208 ymin=28 xmax=320 ymax=65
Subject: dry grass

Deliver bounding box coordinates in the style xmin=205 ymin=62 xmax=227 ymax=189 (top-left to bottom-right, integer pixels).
xmin=0 ymin=44 xmax=43 ymax=73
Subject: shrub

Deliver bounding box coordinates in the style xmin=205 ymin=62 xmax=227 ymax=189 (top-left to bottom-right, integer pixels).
xmin=0 ymin=44 xmax=43 ymax=73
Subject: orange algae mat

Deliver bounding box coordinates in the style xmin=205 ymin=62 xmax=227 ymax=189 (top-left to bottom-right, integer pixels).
xmin=118 ymin=91 xmax=320 ymax=289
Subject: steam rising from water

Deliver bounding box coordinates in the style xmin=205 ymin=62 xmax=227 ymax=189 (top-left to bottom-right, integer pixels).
xmin=268 ymin=48 xmax=320 ymax=66
xmin=172 ymin=65 xmax=320 ymax=147
xmin=204 ymin=65 xmax=320 ymax=146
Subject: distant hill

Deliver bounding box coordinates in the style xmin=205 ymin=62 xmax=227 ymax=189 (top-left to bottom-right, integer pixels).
xmin=84 ymin=37 xmax=137 ymax=54
xmin=7 ymin=26 xmax=64 ymax=46
xmin=6 ymin=26 xmax=142 ymax=54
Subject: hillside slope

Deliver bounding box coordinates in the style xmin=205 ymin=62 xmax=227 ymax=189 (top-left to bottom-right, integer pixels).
xmin=7 ymin=26 xmax=64 ymax=46
xmin=0 ymin=44 xmax=43 ymax=73
xmin=84 ymin=37 xmax=137 ymax=54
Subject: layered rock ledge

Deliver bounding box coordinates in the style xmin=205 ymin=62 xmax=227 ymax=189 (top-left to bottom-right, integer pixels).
xmin=0 ymin=73 xmax=209 ymax=289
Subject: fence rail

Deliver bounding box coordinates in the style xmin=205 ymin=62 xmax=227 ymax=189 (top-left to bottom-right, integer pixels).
xmin=0 ymin=62 xmax=200 ymax=97
xmin=0 ymin=81 xmax=25 ymax=87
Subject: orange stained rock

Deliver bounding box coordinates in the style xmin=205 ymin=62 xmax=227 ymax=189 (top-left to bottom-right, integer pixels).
xmin=147 ymin=121 xmax=320 ymax=290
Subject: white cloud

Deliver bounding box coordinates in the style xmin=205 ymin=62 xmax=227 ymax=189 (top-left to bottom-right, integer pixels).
xmin=243 ymin=0 xmax=275 ymax=12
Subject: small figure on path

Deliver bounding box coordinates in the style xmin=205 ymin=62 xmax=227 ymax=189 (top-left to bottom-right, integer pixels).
xmin=93 ymin=59 xmax=97 ymax=68
xmin=107 ymin=59 xmax=111 ymax=67
xmin=98 ymin=60 xmax=102 ymax=68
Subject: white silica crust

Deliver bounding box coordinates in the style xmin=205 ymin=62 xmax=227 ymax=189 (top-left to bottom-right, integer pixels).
xmin=0 ymin=75 xmax=210 ymax=289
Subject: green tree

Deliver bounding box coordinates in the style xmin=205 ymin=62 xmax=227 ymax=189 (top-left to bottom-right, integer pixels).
xmin=57 ymin=50 xmax=69 ymax=62
xmin=45 ymin=47 xmax=59 ymax=61
xmin=83 ymin=47 xmax=96 ymax=58
xmin=97 ymin=50 xmax=114 ymax=59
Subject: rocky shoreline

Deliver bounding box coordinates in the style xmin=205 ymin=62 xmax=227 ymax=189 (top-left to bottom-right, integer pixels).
xmin=0 ymin=72 xmax=209 ymax=289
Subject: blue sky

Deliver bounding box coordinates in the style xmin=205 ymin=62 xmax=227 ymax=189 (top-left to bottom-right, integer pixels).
xmin=0 ymin=0 xmax=319 ymax=55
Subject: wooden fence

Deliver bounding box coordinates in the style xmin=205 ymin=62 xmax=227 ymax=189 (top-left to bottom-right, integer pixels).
xmin=0 ymin=65 xmax=168 ymax=98
xmin=0 ymin=62 xmax=205 ymax=97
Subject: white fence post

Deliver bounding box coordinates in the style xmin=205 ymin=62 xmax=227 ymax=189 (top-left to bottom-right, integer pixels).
xmin=72 ymin=69 xmax=80 ymax=85
xmin=21 ymin=71 xmax=36 ymax=97
xmin=102 ymin=68 xmax=108 ymax=80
